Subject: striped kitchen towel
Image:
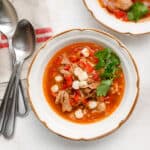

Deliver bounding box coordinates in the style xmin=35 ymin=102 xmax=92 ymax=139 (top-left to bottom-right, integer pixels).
xmin=0 ymin=27 xmax=53 ymax=49
xmin=0 ymin=0 xmax=53 ymax=49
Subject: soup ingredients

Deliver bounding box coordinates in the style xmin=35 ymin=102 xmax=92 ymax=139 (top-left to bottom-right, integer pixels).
xmin=81 ymin=47 xmax=90 ymax=57
xmin=100 ymin=0 xmax=133 ymax=11
xmin=74 ymin=67 xmax=88 ymax=81
xmin=43 ymin=42 xmax=125 ymax=124
xmin=55 ymin=91 xmax=72 ymax=112
xmin=97 ymin=102 xmax=106 ymax=112
xmin=75 ymin=109 xmax=84 ymax=119
xmin=115 ymin=0 xmax=133 ymax=11
xmin=99 ymin=0 xmax=150 ymax=21
xmin=55 ymin=75 xmax=63 ymax=82
xmin=72 ymin=80 xmax=80 ymax=90
xmin=51 ymin=84 xmax=59 ymax=93
xmin=88 ymin=101 xmax=98 ymax=109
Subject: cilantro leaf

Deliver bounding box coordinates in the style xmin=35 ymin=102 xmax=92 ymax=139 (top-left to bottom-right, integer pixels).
xmin=101 ymin=62 xmax=117 ymax=79
xmin=95 ymin=47 xmax=120 ymax=79
xmin=95 ymin=48 xmax=112 ymax=70
xmin=95 ymin=58 xmax=105 ymax=69
xmin=108 ymin=53 xmax=120 ymax=66
xmin=127 ymin=2 xmax=149 ymax=21
xmin=102 ymin=53 xmax=120 ymax=79
xmin=96 ymin=80 xmax=112 ymax=96
xmin=95 ymin=47 xmax=111 ymax=58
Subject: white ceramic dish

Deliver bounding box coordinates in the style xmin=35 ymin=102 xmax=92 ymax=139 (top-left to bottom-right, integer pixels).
xmin=83 ymin=0 xmax=150 ymax=35
xmin=27 ymin=29 xmax=139 ymax=140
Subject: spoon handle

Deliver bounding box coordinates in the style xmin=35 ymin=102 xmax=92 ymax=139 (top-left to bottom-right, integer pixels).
xmin=16 ymin=81 xmax=28 ymax=117
xmin=1 ymin=62 xmax=22 ymax=138
xmin=0 ymin=63 xmax=18 ymax=131
xmin=2 ymin=76 xmax=19 ymax=138
xmin=8 ymin=38 xmax=28 ymax=117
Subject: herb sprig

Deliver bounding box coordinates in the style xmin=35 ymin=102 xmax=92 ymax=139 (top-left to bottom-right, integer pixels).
xmin=127 ymin=2 xmax=149 ymax=21
xmin=95 ymin=48 xmax=120 ymax=96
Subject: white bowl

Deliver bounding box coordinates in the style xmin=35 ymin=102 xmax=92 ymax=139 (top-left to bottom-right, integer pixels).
xmin=83 ymin=0 xmax=150 ymax=35
xmin=27 ymin=29 xmax=139 ymax=140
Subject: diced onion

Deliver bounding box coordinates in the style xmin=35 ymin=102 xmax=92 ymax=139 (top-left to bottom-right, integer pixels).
xmin=97 ymin=102 xmax=106 ymax=112
xmin=74 ymin=67 xmax=88 ymax=81
xmin=72 ymin=80 xmax=80 ymax=90
xmin=55 ymin=75 xmax=63 ymax=82
xmin=51 ymin=84 xmax=59 ymax=93
xmin=88 ymin=101 xmax=98 ymax=109
xmin=81 ymin=48 xmax=90 ymax=57
xmin=79 ymin=81 xmax=88 ymax=88
xmin=74 ymin=109 xmax=84 ymax=119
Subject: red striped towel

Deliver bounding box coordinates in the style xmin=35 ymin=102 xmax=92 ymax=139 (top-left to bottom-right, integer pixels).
xmin=0 ymin=27 xmax=53 ymax=49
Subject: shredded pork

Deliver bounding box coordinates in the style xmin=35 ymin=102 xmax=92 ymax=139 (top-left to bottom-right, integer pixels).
xmin=101 ymin=0 xmax=133 ymax=11
xmin=55 ymin=91 xmax=72 ymax=112
xmin=61 ymin=55 xmax=70 ymax=65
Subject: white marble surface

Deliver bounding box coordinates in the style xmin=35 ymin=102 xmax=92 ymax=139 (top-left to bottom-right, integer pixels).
xmin=0 ymin=0 xmax=150 ymax=149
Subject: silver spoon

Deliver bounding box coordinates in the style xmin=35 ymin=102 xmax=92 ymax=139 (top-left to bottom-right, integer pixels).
xmin=1 ymin=19 xmax=36 ymax=138
xmin=0 ymin=0 xmax=28 ymax=116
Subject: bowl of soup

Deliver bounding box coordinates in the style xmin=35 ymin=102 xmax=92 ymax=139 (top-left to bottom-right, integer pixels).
xmin=83 ymin=0 xmax=150 ymax=34
xmin=27 ymin=29 xmax=139 ymax=140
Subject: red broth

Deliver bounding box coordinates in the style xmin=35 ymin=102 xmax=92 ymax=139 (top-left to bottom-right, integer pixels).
xmin=43 ymin=42 xmax=125 ymax=124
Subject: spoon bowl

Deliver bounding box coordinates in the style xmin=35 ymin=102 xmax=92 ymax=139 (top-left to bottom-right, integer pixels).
xmin=12 ymin=19 xmax=36 ymax=62
xmin=0 ymin=0 xmax=18 ymax=38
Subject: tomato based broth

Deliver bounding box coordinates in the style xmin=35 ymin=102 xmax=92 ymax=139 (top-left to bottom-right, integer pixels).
xmin=43 ymin=42 xmax=125 ymax=124
xmin=99 ymin=0 xmax=150 ymax=22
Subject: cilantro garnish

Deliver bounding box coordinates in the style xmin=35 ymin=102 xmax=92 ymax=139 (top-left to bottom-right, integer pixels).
xmin=127 ymin=2 xmax=149 ymax=21
xmin=95 ymin=48 xmax=120 ymax=96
